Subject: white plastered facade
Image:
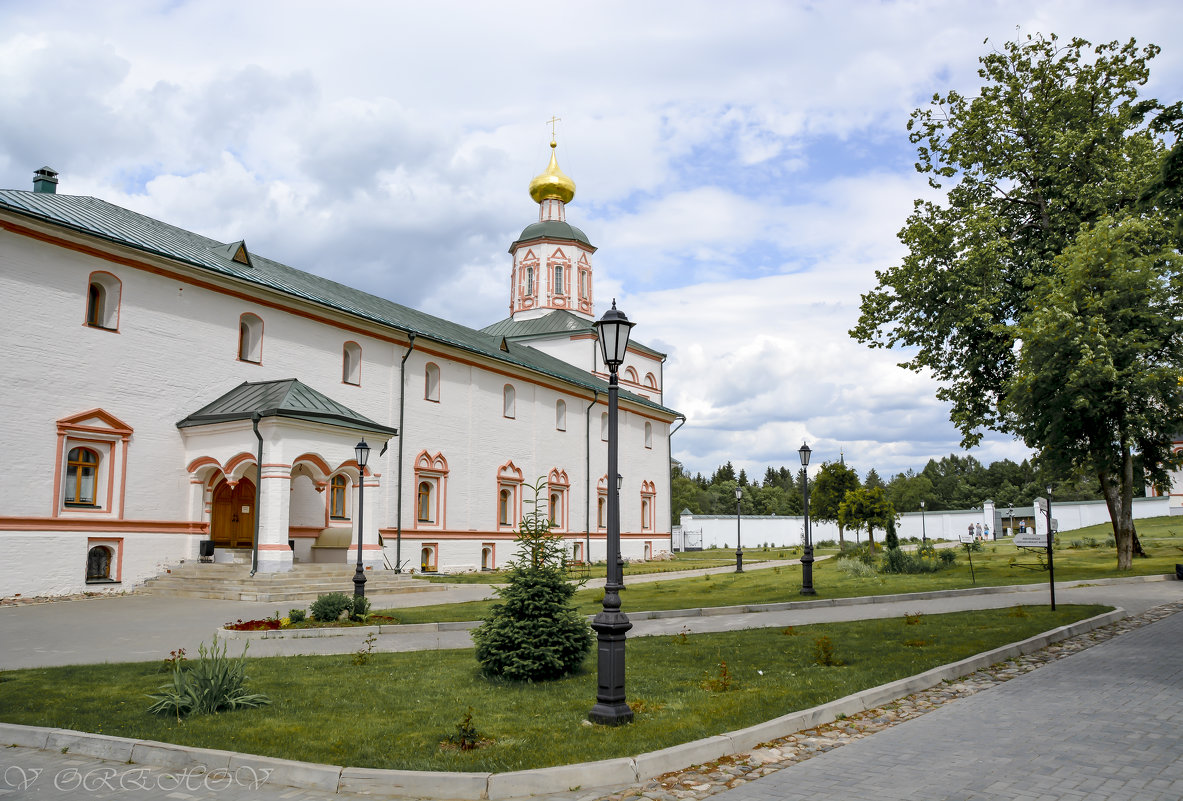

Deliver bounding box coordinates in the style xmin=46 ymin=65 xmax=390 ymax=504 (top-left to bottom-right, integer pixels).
xmin=0 ymin=168 xmax=676 ymax=598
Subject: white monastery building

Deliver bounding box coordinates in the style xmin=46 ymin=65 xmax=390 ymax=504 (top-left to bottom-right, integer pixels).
xmin=0 ymin=145 xmax=681 ymax=598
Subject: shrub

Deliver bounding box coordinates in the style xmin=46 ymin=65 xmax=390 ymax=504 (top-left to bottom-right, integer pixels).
xmin=938 ymin=549 xmax=957 ymax=565
xmin=472 ymin=478 xmax=593 ymax=681
xmin=349 ymin=595 xmax=371 ymax=622
xmin=812 ymin=636 xmax=843 ymax=666
xmin=915 ymin=541 xmax=937 ymax=559
xmin=310 ymin=592 xmax=352 ymax=622
xmin=837 ymin=558 xmax=877 ymax=578
xmin=816 ymin=539 xmax=837 ymax=549
xmin=288 ymin=608 xmax=306 ymax=624
xmin=882 ymin=547 xmax=941 ymax=574
xmin=146 ymin=635 xmax=270 ymax=719
xmin=441 ymin=708 xmax=489 ymax=751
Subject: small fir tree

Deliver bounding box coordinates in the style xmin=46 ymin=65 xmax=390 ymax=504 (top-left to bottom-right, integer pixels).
xmin=472 ymin=478 xmax=593 ymax=680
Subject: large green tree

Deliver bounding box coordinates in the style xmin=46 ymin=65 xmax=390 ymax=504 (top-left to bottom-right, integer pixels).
xmin=810 ymin=461 xmax=861 ymax=547
xmin=838 ymin=486 xmax=896 ymax=551
xmin=1002 ymin=214 xmax=1183 ymax=567
xmin=852 ymin=33 xmax=1181 ymax=569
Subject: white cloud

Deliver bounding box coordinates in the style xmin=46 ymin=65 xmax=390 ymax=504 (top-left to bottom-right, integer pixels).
xmin=2 ymin=0 xmax=1178 ymax=481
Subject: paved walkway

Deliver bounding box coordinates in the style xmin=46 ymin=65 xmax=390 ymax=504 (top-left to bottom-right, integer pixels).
xmin=706 ymin=603 xmax=1183 ymax=801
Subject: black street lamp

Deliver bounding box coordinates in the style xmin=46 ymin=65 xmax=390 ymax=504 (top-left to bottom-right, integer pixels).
xmin=920 ymin=500 xmax=927 ymax=545
xmin=734 ymin=487 xmax=744 ymax=573
xmin=353 ymin=438 xmax=371 ymax=598
xmin=589 ymin=300 xmax=635 ymax=726
xmin=798 ymin=442 xmax=815 ymax=595
xmin=1044 ymin=485 xmax=1056 ymax=611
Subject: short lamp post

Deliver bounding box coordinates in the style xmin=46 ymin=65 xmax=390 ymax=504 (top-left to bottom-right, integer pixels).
xmin=798 ymin=442 xmax=816 ymax=595
xmin=353 ymin=438 xmax=370 ymax=598
xmin=734 ymin=487 xmax=744 ymax=573
xmin=1044 ymin=485 xmax=1056 ymax=611
xmin=589 ymin=300 xmax=635 ymax=726
xmin=920 ymin=500 xmax=927 ymax=545
xmin=1008 ymin=505 xmax=1014 ymax=538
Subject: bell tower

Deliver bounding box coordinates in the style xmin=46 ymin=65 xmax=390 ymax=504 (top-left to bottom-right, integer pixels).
xmin=508 ymin=137 xmax=596 ymax=322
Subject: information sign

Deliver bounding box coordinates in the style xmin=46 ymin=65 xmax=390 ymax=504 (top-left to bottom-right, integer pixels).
xmin=1013 ymin=529 xmax=1046 ymax=547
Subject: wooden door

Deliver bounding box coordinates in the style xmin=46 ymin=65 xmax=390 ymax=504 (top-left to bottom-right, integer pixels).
xmin=211 ymin=478 xmax=256 ymax=547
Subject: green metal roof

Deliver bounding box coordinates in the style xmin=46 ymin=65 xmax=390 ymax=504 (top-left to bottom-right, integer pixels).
xmin=0 ymin=189 xmax=676 ymax=417
xmin=482 ymin=310 xmax=666 ymax=358
xmin=510 ymin=220 xmax=594 ymax=251
xmin=177 ymin=378 xmax=398 ymax=437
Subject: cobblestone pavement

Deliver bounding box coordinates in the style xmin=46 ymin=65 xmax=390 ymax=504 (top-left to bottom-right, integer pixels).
xmin=577 ymin=601 xmax=1183 ymax=801
xmin=2 ymin=602 xmax=1178 ymax=801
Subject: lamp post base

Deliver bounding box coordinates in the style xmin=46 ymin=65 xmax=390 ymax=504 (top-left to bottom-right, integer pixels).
xmin=589 ymin=605 xmax=633 ymax=726
xmin=736 ymin=549 xmax=743 ymax=573
xmin=353 ymin=567 xmax=367 ymax=598
xmin=800 ymin=547 xmax=816 ymax=595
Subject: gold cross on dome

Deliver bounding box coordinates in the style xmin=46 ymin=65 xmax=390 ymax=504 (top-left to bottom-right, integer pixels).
xmin=547 ymin=116 xmax=562 ymax=138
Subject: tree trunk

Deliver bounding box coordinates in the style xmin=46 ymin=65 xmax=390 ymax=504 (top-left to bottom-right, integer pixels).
xmin=867 ymin=527 xmax=876 ymax=552
xmin=838 ymin=524 xmax=846 ymax=549
xmin=1099 ymin=444 xmax=1138 ymax=570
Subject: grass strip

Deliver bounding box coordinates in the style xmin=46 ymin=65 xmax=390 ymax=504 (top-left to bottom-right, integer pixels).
xmin=0 ymin=605 xmax=1107 ymax=772
xmin=387 ymin=520 xmax=1181 ymax=624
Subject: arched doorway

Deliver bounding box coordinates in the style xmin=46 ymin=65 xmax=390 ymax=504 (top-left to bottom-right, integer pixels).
xmin=211 ymin=477 xmax=256 ymax=548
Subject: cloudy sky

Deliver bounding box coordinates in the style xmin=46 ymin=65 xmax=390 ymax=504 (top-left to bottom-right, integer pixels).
xmin=3 ymin=0 xmax=1182 ymax=482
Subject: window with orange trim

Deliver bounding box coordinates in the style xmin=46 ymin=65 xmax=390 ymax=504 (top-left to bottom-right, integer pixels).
xmin=329 ymin=474 xmax=349 ymax=519
xmin=65 ymin=447 xmax=99 ymax=507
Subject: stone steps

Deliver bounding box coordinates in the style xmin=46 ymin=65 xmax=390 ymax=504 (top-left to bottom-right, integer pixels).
xmin=141 ymin=563 xmax=447 ymax=602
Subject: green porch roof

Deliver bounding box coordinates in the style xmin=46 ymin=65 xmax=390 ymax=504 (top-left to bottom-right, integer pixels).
xmin=177 ymin=379 xmax=398 ymax=437
xmin=0 ymin=189 xmax=677 ymax=418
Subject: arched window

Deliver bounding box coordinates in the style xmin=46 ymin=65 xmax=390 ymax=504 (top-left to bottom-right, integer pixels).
xmin=601 ymin=412 xmax=608 ymax=441
xmin=417 ymin=481 xmax=434 ymax=523
xmin=499 ymin=489 xmax=513 ymax=526
xmin=555 ymin=399 xmax=566 ymax=431
xmin=413 ymin=450 xmax=448 ymax=529
xmin=65 ymin=447 xmax=99 ymax=506
xmin=579 ymin=269 xmax=589 ymax=299
xmin=425 ymin=362 xmax=440 ymax=402
xmin=549 ymin=492 xmax=560 ymax=526
xmin=644 ymin=421 xmax=653 ymax=449
xmin=329 ymin=474 xmax=349 ymax=519
xmin=624 ymin=366 xmax=639 ymax=384
xmin=342 ymin=342 xmax=361 ymax=385
xmin=526 ymin=266 xmax=535 ymax=296
xmin=238 ymin=313 xmax=263 ymax=363
xmin=86 ymin=545 xmax=113 ymax=582
xmin=84 ymin=272 xmax=121 ymax=330
xmin=420 ymin=545 xmax=437 ymax=573
xmin=644 ymin=373 xmax=658 ymax=389
xmin=597 ymin=497 xmax=606 ymax=529
xmin=503 ymin=384 xmax=516 ymax=418
xmin=553 ymin=264 xmax=564 ymax=294
xmin=481 ymin=545 xmax=494 ymax=571
xmin=642 ymin=498 xmax=651 ymax=530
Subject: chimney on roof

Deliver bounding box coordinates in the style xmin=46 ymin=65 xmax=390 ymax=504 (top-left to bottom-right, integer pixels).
xmin=33 ymin=167 xmax=58 ymax=194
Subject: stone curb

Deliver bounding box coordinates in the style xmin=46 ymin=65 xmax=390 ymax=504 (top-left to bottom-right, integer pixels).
xmin=217 ymin=574 xmax=1173 ymax=640
xmin=1 ymin=608 xmax=1125 ymax=800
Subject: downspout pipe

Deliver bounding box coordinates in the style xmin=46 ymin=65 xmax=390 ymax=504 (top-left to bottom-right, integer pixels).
xmin=585 ymin=389 xmax=599 ymax=564
xmin=667 ymin=414 xmax=686 ymax=553
xmin=395 ymin=333 xmax=416 ymax=572
xmin=250 ymin=412 xmax=263 ymax=576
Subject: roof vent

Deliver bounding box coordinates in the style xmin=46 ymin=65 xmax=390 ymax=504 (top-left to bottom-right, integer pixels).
xmin=33 ymin=167 xmax=58 ymax=194
xmin=209 ymin=240 xmax=254 ymax=268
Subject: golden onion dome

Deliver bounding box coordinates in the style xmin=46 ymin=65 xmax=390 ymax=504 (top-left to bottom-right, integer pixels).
xmin=528 ymin=139 xmax=576 ymax=204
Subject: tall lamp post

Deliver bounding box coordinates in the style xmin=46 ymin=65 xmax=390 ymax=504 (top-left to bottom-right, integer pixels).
xmin=1044 ymin=485 xmax=1056 ymax=611
xmin=353 ymin=439 xmax=370 ymax=598
xmin=734 ymin=487 xmax=744 ymax=573
xmin=920 ymin=500 xmax=927 ymax=545
xmin=798 ymin=442 xmax=815 ymax=595
xmin=589 ymin=300 xmax=635 ymax=726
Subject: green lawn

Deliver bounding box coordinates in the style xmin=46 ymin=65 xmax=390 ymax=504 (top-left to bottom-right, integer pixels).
xmin=386 ymin=519 xmax=1181 ymax=625
xmin=422 ymin=546 xmax=800 ymax=584
xmin=0 ymin=606 xmax=1106 ymax=772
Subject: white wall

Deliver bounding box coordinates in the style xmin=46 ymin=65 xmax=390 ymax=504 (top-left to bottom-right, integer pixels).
xmin=677 ymin=496 xmax=1172 ymax=551
xmin=0 ymin=221 xmax=675 ymax=596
